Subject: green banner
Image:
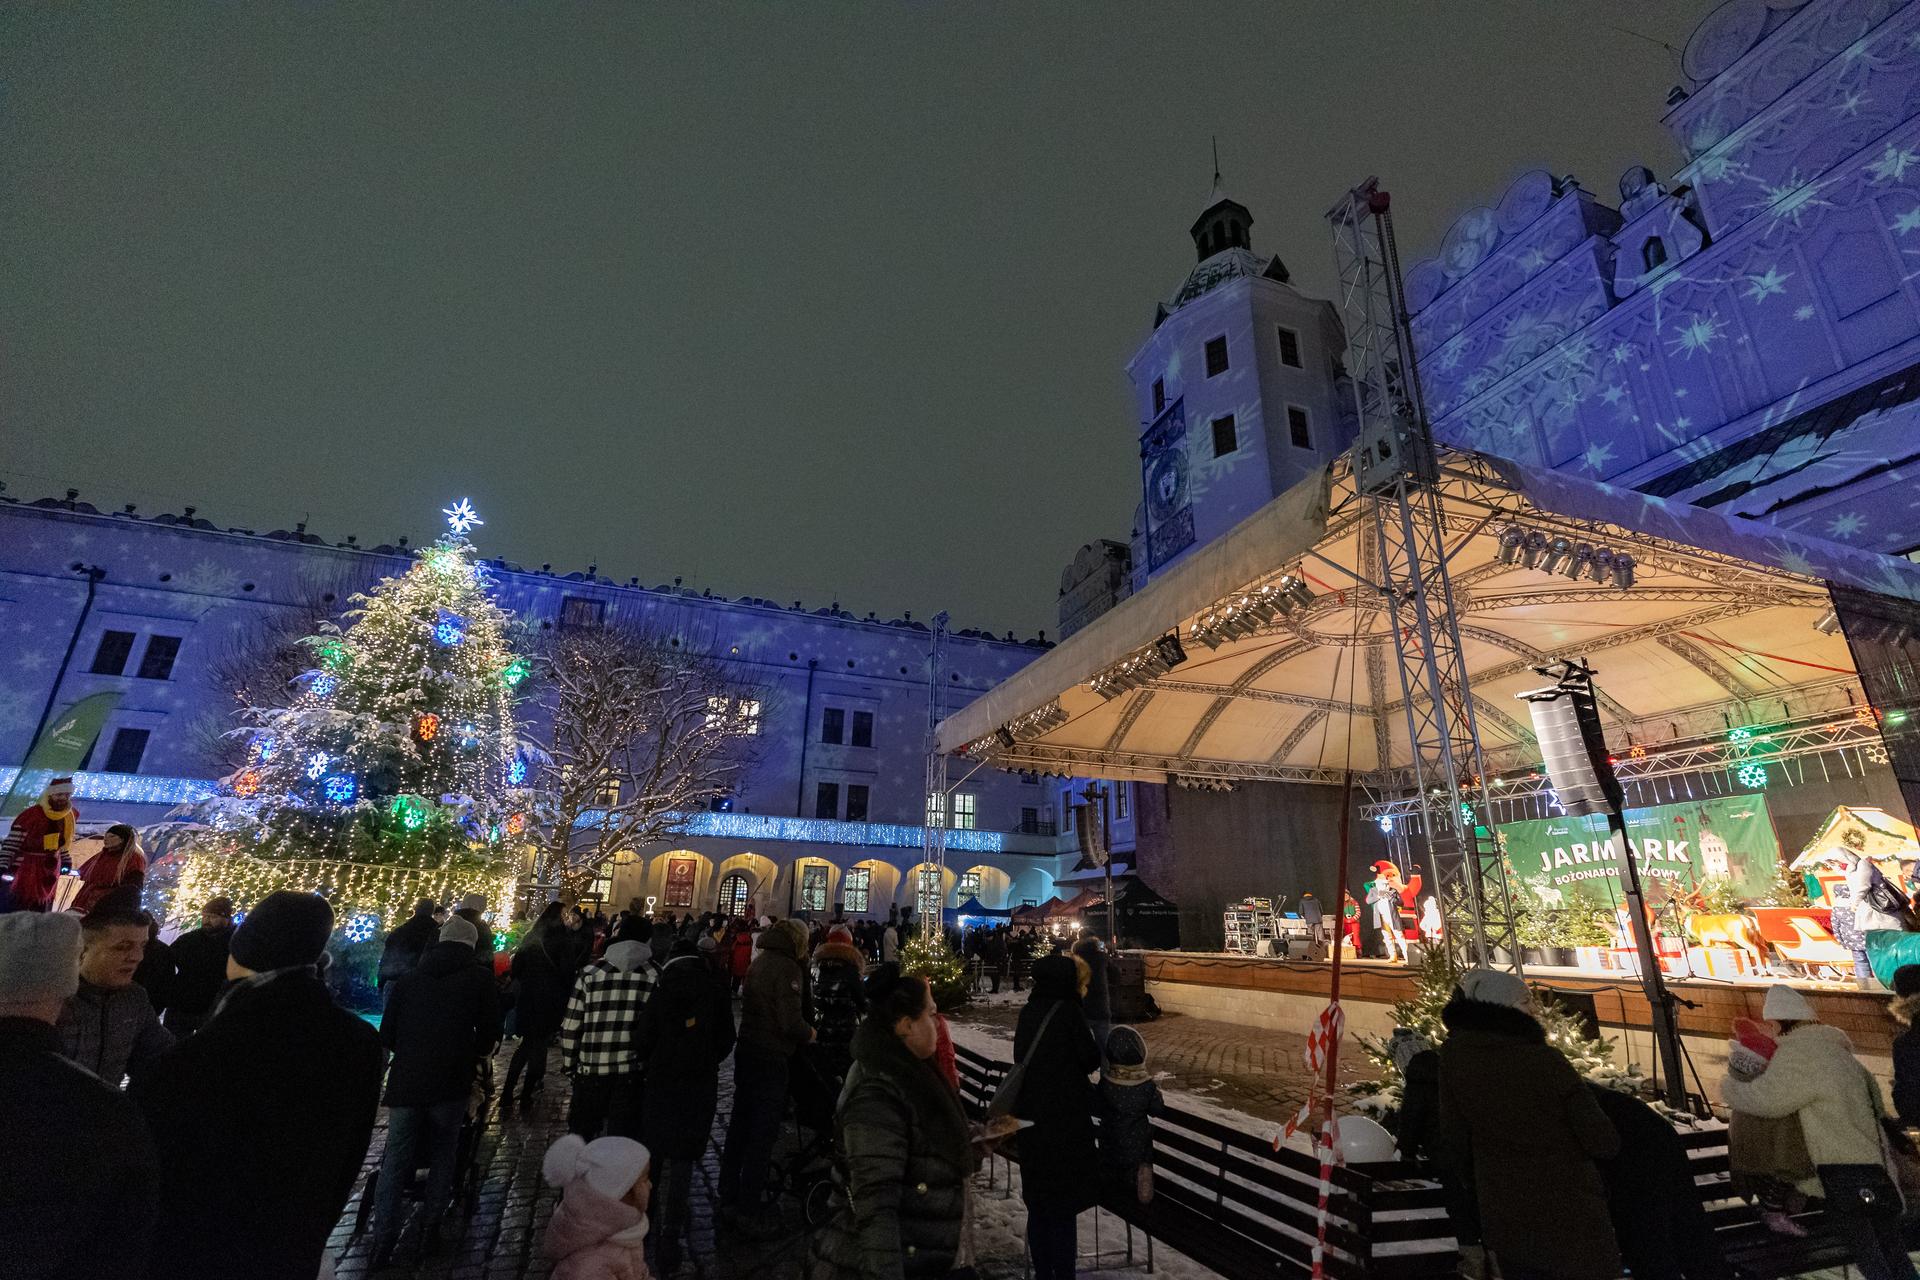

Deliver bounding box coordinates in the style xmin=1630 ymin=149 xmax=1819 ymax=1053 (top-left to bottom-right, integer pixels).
xmin=1493 ymin=794 xmax=1780 ymax=909
xmin=0 ymin=691 xmax=121 ymax=819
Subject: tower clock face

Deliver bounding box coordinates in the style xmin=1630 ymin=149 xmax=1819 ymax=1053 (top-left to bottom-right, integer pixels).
xmin=1147 ymin=449 xmax=1189 ymax=521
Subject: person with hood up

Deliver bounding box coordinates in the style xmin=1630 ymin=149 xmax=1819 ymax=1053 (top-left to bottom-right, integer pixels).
xmin=540 ymin=1133 xmax=653 ymax=1280
xmin=455 ymin=891 xmax=498 ymax=971
xmin=56 ymin=907 xmax=173 ymax=1085
xmin=131 ymin=891 xmax=383 ymax=1280
xmin=1096 ymin=1025 xmax=1163 ymax=1205
xmin=719 ymin=917 xmax=814 ymax=1229
xmin=1437 ymin=969 xmax=1620 ymax=1280
xmin=560 ymin=917 xmax=657 ymax=1140
xmin=0 ymin=911 xmax=158 ymax=1280
xmin=1071 ymin=934 xmax=1113 ymax=1052
xmin=811 ymin=969 xmax=973 ymax=1280
xmin=1014 ymin=952 xmax=1101 ymax=1280
xmin=164 ymin=896 xmax=235 ymax=1035
xmin=638 ymin=938 xmax=736 ymax=1275
xmin=1722 ymin=983 xmax=1916 ymax=1280
xmin=812 ymin=923 xmax=867 ymax=1082
xmin=370 ymin=912 xmax=503 ymax=1265
xmin=1890 ymin=964 xmax=1920 ymax=1128
xmin=378 ymin=899 xmax=441 ymax=993
xmin=1589 ymin=1083 xmax=1730 ymax=1280
xmin=504 ymin=902 xmax=574 ymax=1116
xmin=73 ymin=824 xmax=146 ymax=916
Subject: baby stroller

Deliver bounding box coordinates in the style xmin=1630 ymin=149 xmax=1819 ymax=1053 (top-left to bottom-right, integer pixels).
xmin=353 ymin=1055 xmax=496 ymax=1233
xmin=775 ymin=1041 xmax=848 ymax=1229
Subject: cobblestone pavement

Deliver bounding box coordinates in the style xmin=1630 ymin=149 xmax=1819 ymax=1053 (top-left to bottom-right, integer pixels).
xmin=950 ymin=1000 xmax=1369 ymax=1127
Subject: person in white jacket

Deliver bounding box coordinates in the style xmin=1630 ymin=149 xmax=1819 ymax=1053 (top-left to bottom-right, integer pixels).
xmin=1721 ymin=985 xmax=1915 ymax=1280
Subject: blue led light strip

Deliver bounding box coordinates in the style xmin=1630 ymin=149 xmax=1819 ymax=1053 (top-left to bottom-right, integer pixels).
xmin=0 ymin=768 xmax=216 ymax=807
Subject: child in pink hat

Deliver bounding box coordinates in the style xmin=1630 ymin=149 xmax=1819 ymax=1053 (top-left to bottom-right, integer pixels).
xmin=541 ymin=1133 xmax=653 ymax=1280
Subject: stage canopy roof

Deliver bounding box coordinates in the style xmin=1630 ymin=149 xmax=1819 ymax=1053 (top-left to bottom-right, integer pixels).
xmin=939 ymin=449 xmax=1920 ymax=787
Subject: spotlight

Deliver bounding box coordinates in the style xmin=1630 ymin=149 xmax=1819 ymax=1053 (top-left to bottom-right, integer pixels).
xmin=1496 ymin=527 xmax=1525 ymax=565
xmin=1519 ymin=530 xmax=1547 ymax=569
xmin=1282 ymin=575 xmax=1315 ymax=608
xmin=995 ymin=726 xmax=1016 ymax=749
xmin=1814 ymin=608 xmax=1841 ymax=635
xmin=1154 ymin=632 xmax=1187 ymax=668
xmin=1568 ymin=543 xmax=1596 ymax=581
xmin=1610 ymin=554 xmax=1635 ymax=590
xmin=1540 ymin=536 xmax=1573 ymax=575
xmin=1587 ymin=548 xmax=1615 ymax=584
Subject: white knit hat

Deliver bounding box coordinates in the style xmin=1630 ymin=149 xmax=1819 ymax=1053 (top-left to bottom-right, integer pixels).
xmin=0 ymin=912 xmax=82 ymax=1005
xmin=1456 ymin=968 xmax=1532 ymax=1012
xmin=1762 ymin=984 xmax=1816 ymax=1023
xmin=458 ymin=892 xmax=489 ymax=914
xmin=543 ymin=1133 xmax=650 ymax=1201
xmin=439 ymin=915 xmax=479 ymax=947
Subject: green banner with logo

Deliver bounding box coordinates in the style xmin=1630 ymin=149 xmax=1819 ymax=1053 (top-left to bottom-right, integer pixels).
xmin=0 ymin=691 xmax=121 ymax=819
xmin=1493 ymin=794 xmax=1780 ymax=909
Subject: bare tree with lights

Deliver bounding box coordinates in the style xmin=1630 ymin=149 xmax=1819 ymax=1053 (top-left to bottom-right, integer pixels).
xmin=532 ymin=622 xmax=764 ymax=902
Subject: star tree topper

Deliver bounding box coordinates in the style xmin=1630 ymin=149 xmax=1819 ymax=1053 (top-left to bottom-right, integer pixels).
xmin=443 ymin=498 xmax=484 ymax=538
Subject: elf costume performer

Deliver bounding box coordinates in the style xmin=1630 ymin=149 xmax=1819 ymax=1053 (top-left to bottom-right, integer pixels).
xmin=1 ymin=777 xmax=78 ymax=912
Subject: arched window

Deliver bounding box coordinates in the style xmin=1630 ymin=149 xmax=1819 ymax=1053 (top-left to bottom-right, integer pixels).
xmin=717 ymin=872 xmax=749 ymax=918
xmin=1642 ymin=237 xmax=1668 ymax=273
xmin=916 ymin=866 xmax=942 ymax=920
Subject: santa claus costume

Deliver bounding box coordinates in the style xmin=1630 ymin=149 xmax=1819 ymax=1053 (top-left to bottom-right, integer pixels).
xmin=2 ymin=777 xmax=78 ymax=912
xmin=1366 ymin=862 xmax=1408 ymax=962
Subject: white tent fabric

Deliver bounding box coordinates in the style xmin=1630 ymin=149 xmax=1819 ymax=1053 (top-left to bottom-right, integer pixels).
xmin=939 ymin=449 xmax=1916 ymax=784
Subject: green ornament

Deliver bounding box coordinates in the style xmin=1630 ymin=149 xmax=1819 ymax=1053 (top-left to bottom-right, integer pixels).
xmin=390 ymin=794 xmax=430 ymax=831
xmin=317 ymin=640 xmax=349 ymax=671
xmin=501 ymin=658 xmax=530 ymax=689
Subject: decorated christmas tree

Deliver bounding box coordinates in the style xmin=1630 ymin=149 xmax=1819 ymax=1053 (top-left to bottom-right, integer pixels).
xmin=902 ymin=932 xmax=971 ymax=1012
xmin=153 ymin=501 xmax=537 ymax=935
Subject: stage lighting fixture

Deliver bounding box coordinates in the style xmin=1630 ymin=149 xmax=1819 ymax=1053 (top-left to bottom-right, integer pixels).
xmin=1154 ymin=632 xmax=1187 ymax=669
xmin=995 ymin=726 xmax=1016 ymax=749
xmin=1281 ymin=575 xmax=1315 ymax=608
xmin=1814 ymin=608 xmax=1841 ymax=635
xmin=1610 ymin=554 xmax=1635 ymax=589
xmin=1540 ymin=536 xmax=1573 ymax=576
xmin=1519 ymin=530 xmax=1547 ymax=569
xmin=1587 ymin=548 xmax=1615 ymax=584
xmin=1496 ymin=526 xmax=1525 ymax=565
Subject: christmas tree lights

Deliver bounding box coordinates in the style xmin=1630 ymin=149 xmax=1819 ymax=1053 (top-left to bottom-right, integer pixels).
xmin=164 ymin=502 xmax=538 ymax=936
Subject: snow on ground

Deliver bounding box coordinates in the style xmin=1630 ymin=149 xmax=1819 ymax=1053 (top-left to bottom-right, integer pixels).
xmin=968 ymin=1156 xmax=1222 ymax=1280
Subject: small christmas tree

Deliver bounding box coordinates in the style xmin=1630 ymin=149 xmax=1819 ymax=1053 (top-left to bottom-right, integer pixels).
xmin=902 ymin=932 xmax=971 ymax=1012
xmin=157 ymin=501 xmax=537 ymax=933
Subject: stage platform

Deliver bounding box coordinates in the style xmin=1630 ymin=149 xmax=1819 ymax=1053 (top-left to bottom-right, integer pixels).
xmin=1136 ymin=950 xmax=1898 ymax=1104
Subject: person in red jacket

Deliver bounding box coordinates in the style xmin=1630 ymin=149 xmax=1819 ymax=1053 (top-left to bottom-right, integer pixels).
xmin=727 ymin=921 xmax=754 ymax=996
xmin=74 ymin=825 xmax=146 ymax=916
xmin=2 ymin=777 xmax=78 ymax=912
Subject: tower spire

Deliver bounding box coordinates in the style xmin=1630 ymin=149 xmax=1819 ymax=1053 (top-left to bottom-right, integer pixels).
xmin=1212 ymin=135 xmax=1221 ymax=192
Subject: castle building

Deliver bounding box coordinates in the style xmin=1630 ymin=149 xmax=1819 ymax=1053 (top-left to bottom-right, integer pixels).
xmin=0 ymin=495 xmax=1137 ymax=919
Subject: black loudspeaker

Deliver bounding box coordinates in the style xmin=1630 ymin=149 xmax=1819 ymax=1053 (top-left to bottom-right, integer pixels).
xmin=1525 ymin=689 xmax=1619 ymax=817
xmin=1109 ymin=952 xmax=1159 ymax=1022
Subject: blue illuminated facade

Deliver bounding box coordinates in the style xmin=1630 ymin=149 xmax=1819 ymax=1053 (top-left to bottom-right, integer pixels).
xmin=0 ymin=496 xmax=1124 ymax=916
xmin=1408 ymin=0 xmax=1920 ymax=556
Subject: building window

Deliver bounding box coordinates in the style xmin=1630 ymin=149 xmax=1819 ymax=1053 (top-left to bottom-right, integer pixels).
xmin=708 ymin=695 xmax=761 ymax=734
xmin=1277 ymin=326 xmax=1303 ymax=369
xmin=596 ymin=777 xmax=622 ymax=808
xmin=1152 ymin=378 xmax=1166 ymax=415
xmin=951 ymin=793 xmax=977 ymax=831
xmin=136 ymin=636 xmax=182 ymax=681
xmin=103 ymin=727 xmax=150 ymax=774
xmin=821 ymin=708 xmax=845 ymax=745
xmin=1288 ymin=405 xmax=1313 ymax=450
xmin=717 ymin=872 xmax=749 ymax=918
xmin=958 ymin=871 xmax=982 ymax=902
xmin=1204 ymin=336 xmax=1230 ymax=378
xmin=815 ymin=782 xmax=840 ymax=820
xmin=916 ymin=866 xmax=942 ymax=918
xmin=846 ymin=784 xmax=870 ymax=822
xmin=843 ymin=867 xmax=871 ymax=914
xmin=800 ymin=864 xmax=829 ymax=913
xmin=1211 ymin=414 xmax=1238 ymax=457
xmin=1116 ymin=783 xmax=1130 ymax=820
xmin=559 ymin=596 xmax=605 ymax=629
xmin=926 ymin=793 xmax=945 ymax=828
xmin=850 ymin=710 xmax=874 ymax=749
xmin=1021 ymin=806 xmax=1039 ymax=833
xmin=90 ymin=630 xmax=136 ymax=676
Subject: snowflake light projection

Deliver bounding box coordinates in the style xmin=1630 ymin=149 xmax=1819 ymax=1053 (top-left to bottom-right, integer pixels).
xmin=1736 ymin=762 xmax=1768 ymax=789
xmin=342 ymin=914 xmax=379 ymax=944
xmin=443 ymin=499 xmax=484 ymax=537
xmin=304 ymin=752 xmax=330 ymax=780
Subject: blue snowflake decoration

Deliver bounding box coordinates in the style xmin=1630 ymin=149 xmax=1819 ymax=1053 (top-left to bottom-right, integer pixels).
xmin=322 ymin=774 xmax=359 ymax=804
xmin=433 ymin=608 xmax=467 ymax=648
xmin=342 ymin=914 xmax=378 ymax=944
xmin=1377 ymin=815 xmax=1395 ymax=835
xmin=507 ymin=754 xmax=529 ymax=785
xmin=457 ymin=722 xmax=481 ymax=751
xmin=250 ymin=734 xmax=278 ymax=763
xmin=1736 ymin=762 xmax=1769 ymax=789
xmin=312 ymin=672 xmax=338 ymax=699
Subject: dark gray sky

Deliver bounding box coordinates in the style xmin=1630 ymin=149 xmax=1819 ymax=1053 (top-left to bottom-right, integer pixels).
xmin=3 ymin=2 xmax=1703 ymax=637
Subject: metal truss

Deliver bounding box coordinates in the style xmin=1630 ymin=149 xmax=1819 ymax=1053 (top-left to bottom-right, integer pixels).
xmin=986 ymin=740 xmax=1364 ymax=788
xmin=921 ymin=611 xmax=949 ymax=939
xmin=1330 ymin=179 xmax=1516 ymax=971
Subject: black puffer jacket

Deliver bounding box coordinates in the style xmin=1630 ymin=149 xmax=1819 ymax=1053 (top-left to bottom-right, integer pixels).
xmin=812 ymin=939 xmax=867 ymax=1072
xmin=638 ymin=951 xmax=736 ymax=1159
xmin=509 ymin=927 xmax=573 ymax=1040
xmin=1013 ymin=954 xmax=1101 ymax=1214
xmin=380 ymin=940 xmax=502 ymax=1107
xmin=812 ymin=1017 xmax=974 ymax=1280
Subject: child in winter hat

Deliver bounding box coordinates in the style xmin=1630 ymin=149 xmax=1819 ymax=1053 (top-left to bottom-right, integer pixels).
xmin=541 ymin=1133 xmax=653 ymax=1280
xmin=1725 ymin=1012 xmax=1814 ymax=1237
xmin=1096 ymin=1025 xmax=1163 ymax=1203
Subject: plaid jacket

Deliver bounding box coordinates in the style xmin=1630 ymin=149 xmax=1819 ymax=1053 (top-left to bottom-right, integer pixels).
xmin=558 ymin=941 xmax=656 ymax=1078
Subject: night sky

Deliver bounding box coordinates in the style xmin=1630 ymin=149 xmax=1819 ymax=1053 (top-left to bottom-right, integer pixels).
xmin=3 ymin=2 xmax=1700 ymax=637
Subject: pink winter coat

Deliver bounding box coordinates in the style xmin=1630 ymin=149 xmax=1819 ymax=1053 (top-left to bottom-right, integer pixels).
xmin=541 ymin=1180 xmax=652 ymax=1280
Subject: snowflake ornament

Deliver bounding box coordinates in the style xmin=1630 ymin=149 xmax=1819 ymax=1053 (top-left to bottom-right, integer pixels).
xmin=443 ymin=499 xmax=484 ymax=538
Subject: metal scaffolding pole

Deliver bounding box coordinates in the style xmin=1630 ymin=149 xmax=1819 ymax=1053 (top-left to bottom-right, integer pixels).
xmin=922 ymin=610 xmax=950 ymax=941
xmin=1328 ymin=179 xmax=1519 ymax=972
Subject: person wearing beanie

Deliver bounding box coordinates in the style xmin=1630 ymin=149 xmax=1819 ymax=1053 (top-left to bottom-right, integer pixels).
xmin=560 ymin=918 xmax=658 ymax=1142
xmin=1726 ymin=1016 xmax=1813 ymax=1238
xmin=1723 ymin=984 xmax=1915 ymax=1279
xmin=540 ymin=1133 xmax=652 ymax=1280
xmin=637 ymin=934 xmax=735 ymax=1273
xmin=718 ymin=908 xmax=814 ymax=1227
xmin=164 ymin=896 xmax=236 ymax=1035
xmin=1890 ymin=965 xmax=1920 ymax=1128
xmin=1096 ymin=1024 xmax=1163 ymax=1205
xmin=0 ymin=912 xmax=159 ymax=1280
xmin=0 ymin=775 xmax=78 ymax=912
xmin=454 ymin=892 xmax=497 ymax=972
xmin=812 ymin=923 xmax=867 ymax=1082
xmin=1437 ymin=969 xmax=1621 ymax=1280
xmin=130 ymin=891 xmax=383 ymax=1280
xmin=56 ymin=907 xmax=173 ymax=1086
xmin=369 ymin=906 xmax=503 ymax=1266
xmin=378 ymin=898 xmax=442 ymax=994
